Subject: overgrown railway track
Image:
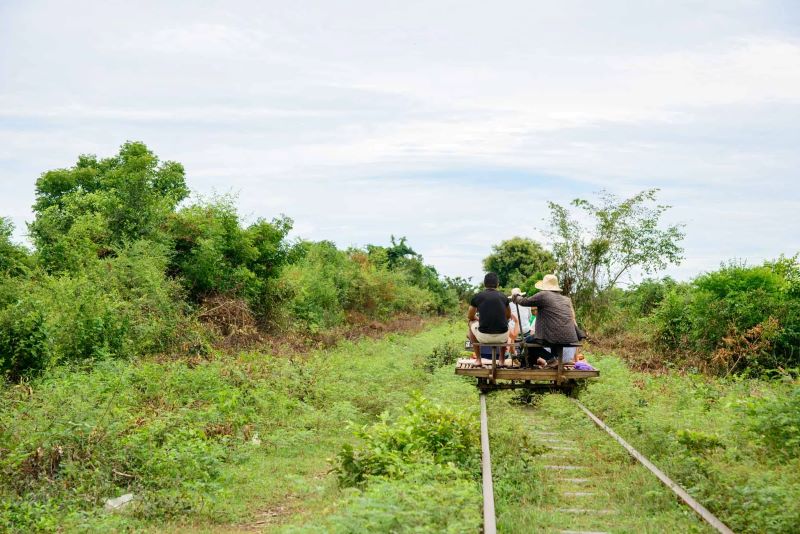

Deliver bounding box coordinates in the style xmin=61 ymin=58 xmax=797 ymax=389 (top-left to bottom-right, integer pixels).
xmin=477 ymin=394 xmax=736 ymax=534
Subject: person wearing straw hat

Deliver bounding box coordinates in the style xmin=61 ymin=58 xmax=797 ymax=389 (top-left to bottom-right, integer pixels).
xmin=511 ymin=274 xmax=579 ymax=366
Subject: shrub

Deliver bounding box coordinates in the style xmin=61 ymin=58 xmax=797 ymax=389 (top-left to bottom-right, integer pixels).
xmin=282 ymin=241 xmax=353 ymax=330
xmin=0 ymin=242 xmax=196 ymax=379
xmin=0 ymin=218 xmax=30 ymax=277
xmin=335 ymin=396 xmax=478 ymax=487
xmin=167 ymin=198 xmax=293 ymax=319
xmin=651 ymin=260 xmax=800 ymax=373
xmin=29 ymin=142 xmax=189 ymax=273
xmin=421 ymin=341 xmax=461 ymax=373
xmin=282 ymin=241 xmax=445 ymax=331
xmin=747 ymin=386 xmax=800 ymax=458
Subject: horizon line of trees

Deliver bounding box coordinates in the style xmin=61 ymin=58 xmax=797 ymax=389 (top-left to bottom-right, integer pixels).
xmin=3 ymin=142 xmax=797 ymax=379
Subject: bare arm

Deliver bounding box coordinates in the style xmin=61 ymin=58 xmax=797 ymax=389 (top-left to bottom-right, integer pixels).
xmin=468 ymin=305 xmax=477 ymax=322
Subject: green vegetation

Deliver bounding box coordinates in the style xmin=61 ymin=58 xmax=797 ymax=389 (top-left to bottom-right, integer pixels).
xmin=580 ymin=352 xmax=800 ymax=533
xmin=591 ymin=257 xmax=800 ymax=374
xmin=0 ymin=322 xmax=469 ymax=532
xmin=482 ymin=237 xmax=556 ymax=292
xmin=546 ymin=188 xmax=685 ymax=309
xmin=0 ymin=143 xmax=459 ymax=380
xmin=2 ymin=143 xmax=798 ymax=533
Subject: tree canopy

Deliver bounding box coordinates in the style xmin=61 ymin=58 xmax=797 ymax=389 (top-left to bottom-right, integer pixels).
xmin=0 ymin=218 xmax=29 ymax=277
xmin=547 ymin=188 xmax=684 ymax=307
xmin=482 ymin=237 xmax=556 ymax=290
xmin=29 ymin=141 xmax=189 ymax=272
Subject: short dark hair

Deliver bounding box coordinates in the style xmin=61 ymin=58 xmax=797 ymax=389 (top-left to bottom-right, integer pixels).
xmin=484 ymin=272 xmax=499 ymax=288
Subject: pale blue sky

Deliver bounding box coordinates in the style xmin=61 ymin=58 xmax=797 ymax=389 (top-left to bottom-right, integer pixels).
xmin=1 ymin=0 xmax=799 ymax=283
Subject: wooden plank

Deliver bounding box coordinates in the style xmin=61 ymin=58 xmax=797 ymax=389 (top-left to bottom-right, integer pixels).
xmin=573 ymin=400 xmax=735 ymax=534
xmin=554 ymin=345 xmax=564 ymax=384
xmin=455 ymin=368 xmax=599 ymax=380
xmin=479 ymin=394 xmax=497 ymax=534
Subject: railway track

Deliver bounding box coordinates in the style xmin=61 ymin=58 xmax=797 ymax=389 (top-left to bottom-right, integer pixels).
xmin=478 ymin=393 xmax=735 ymax=534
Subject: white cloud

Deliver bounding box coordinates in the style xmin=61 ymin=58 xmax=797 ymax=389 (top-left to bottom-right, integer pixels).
xmin=1 ymin=0 xmax=799 ymax=280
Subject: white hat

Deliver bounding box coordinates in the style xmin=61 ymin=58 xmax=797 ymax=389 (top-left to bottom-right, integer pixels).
xmin=534 ymin=274 xmax=562 ymax=292
xmin=510 ymin=287 xmax=526 ymax=297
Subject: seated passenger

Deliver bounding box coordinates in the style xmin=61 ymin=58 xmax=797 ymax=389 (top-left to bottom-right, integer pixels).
xmin=512 ymin=274 xmax=578 ymax=367
xmin=507 ymin=288 xmax=531 ymax=357
xmin=468 ymin=272 xmax=511 ymax=367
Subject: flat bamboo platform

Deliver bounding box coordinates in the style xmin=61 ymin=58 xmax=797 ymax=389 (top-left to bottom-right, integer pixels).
xmin=455 ymin=366 xmax=599 ymax=380
xmin=457 ymin=341 xmax=599 ymax=393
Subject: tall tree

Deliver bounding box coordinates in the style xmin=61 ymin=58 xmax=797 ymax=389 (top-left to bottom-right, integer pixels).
xmin=547 ymin=189 xmax=684 ymax=307
xmin=29 ymin=141 xmax=189 ymax=272
xmin=482 ymin=237 xmax=556 ymax=289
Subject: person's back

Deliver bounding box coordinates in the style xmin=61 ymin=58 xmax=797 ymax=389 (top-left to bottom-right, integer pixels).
xmin=514 ymin=274 xmax=578 ymax=346
xmin=529 ymin=290 xmax=578 ymax=344
xmin=471 ymin=288 xmax=509 ymax=334
xmin=467 ymin=272 xmax=511 ymax=366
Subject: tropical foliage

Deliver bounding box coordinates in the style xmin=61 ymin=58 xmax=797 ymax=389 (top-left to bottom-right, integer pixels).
xmin=0 ymin=143 xmax=459 ymax=380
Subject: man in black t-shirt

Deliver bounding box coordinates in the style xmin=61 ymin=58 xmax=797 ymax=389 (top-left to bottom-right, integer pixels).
xmin=468 ymin=272 xmax=511 ymax=367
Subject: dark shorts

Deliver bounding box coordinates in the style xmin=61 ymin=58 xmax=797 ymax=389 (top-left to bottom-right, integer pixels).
xmin=521 ymin=336 xmax=554 ymax=365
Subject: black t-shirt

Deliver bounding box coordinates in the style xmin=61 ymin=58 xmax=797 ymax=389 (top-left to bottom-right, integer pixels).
xmin=470 ymin=288 xmax=510 ymax=334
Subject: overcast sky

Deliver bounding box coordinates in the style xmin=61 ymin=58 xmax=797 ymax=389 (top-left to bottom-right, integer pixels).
xmin=1 ymin=0 xmax=799 ymax=283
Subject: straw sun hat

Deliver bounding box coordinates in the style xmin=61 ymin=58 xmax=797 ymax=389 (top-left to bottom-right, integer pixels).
xmin=534 ymin=274 xmax=562 ymax=292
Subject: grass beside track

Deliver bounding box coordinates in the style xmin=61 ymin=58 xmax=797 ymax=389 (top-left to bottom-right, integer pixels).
xmin=488 ymin=392 xmax=711 ymax=533
xmin=1 ymin=321 xmax=476 ymax=533
xmin=577 ymin=353 xmax=800 ymax=534
xmin=2 ymin=323 xmax=796 ymax=533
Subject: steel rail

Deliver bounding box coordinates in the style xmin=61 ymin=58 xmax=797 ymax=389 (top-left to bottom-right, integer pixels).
xmin=479 ymin=394 xmax=497 ymax=534
xmin=572 ymin=399 xmax=735 ymax=534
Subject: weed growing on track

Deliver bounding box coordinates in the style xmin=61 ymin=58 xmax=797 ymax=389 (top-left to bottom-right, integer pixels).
xmin=489 ymin=392 xmax=711 ymax=534
xmin=297 ymin=396 xmax=482 ymax=533
xmin=580 ymin=353 xmax=800 ymax=533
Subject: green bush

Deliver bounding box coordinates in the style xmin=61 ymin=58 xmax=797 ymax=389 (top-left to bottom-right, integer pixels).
xmin=421 ymin=341 xmax=462 ymax=373
xmin=649 ymin=260 xmax=800 ymax=373
xmin=282 ymin=241 xmax=354 ymax=330
xmin=167 ymin=198 xmax=292 ymax=318
xmin=746 ymin=386 xmax=800 ymax=458
xmin=0 ymin=242 xmax=196 ymax=379
xmin=29 ymin=141 xmax=189 ymax=273
xmin=335 ymin=395 xmax=478 ymax=487
xmin=0 ymin=218 xmax=30 ymax=277
xmin=282 ymin=241 xmax=445 ymax=331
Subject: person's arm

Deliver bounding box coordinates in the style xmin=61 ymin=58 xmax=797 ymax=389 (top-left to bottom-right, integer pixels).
xmin=505 ymin=304 xmax=511 ymax=320
xmin=468 ymin=293 xmax=480 ymax=323
xmin=514 ymin=293 xmax=540 ymax=308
